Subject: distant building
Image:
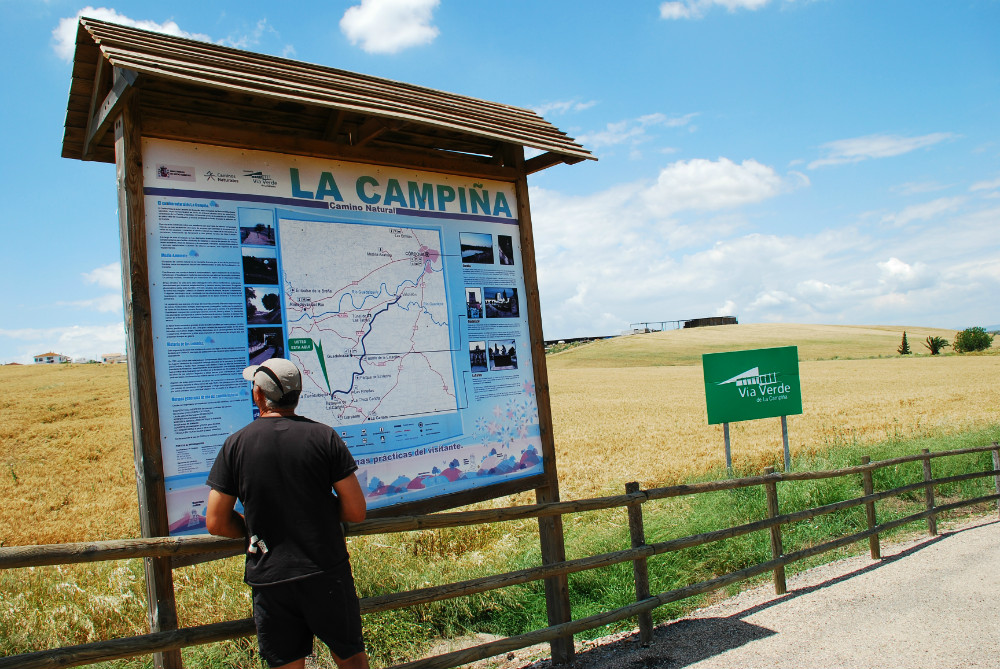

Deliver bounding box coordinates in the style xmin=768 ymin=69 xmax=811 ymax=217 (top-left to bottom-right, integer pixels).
xmin=683 ymin=316 xmax=738 ymax=329
xmin=101 ymin=353 xmax=128 ymax=364
xmin=34 ymin=352 xmax=71 ymax=364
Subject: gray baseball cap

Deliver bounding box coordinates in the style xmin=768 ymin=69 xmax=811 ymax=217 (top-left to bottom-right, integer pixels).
xmin=243 ymin=357 xmax=302 ymax=401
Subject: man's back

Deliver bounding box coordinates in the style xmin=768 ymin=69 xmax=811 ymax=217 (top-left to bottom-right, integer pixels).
xmin=208 ymin=415 xmax=357 ymax=585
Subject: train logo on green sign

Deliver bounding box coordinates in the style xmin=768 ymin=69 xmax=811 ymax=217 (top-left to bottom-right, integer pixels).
xmin=718 ymin=367 xmax=793 ymax=401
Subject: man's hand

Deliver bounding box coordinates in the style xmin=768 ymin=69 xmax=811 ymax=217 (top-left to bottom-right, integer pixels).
xmin=206 ymin=489 xmax=248 ymax=539
xmin=333 ymin=473 xmax=367 ymax=523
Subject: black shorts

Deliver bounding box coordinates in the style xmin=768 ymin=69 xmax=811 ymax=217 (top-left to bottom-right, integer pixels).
xmin=252 ymin=566 xmax=366 ymax=667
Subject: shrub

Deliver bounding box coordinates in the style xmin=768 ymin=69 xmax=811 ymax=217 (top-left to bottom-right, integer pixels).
xmin=897 ymin=331 xmax=911 ymax=355
xmin=924 ymin=336 xmax=949 ymax=355
xmin=953 ymin=326 xmax=994 ymax=353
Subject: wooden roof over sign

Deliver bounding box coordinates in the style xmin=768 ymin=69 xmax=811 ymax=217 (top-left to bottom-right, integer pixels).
xmin=62 ymin=18 xmax=594 ymax=177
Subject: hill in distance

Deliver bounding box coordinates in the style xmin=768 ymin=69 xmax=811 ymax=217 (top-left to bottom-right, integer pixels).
xmin=546 ymin=323 xmax=971 ymax=368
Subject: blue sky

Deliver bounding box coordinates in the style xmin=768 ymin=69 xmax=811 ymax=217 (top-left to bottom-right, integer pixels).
xmin=1 ymin=0 xmax=998 ymax=362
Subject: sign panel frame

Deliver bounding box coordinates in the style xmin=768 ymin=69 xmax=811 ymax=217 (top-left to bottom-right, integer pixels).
xmin=138 ymin=138 xmax=557 ymax=534
xmin=702 ymin=346 xmax=803 ymax=425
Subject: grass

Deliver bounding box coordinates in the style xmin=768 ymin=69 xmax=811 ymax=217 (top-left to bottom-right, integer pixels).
xmin=2 ymin=323 xmax=999 ymax=667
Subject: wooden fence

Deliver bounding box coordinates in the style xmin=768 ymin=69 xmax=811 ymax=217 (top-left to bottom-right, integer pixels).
xmin=2 ymin=443 xmax=999 ymax=669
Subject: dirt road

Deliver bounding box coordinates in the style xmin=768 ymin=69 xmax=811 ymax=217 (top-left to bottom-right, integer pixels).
xmin=488 ymin=517 xmax=999 ymax=669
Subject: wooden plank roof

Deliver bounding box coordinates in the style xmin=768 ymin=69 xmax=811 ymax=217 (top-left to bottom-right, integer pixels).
xmin=62 ymin=17 xmax=594 ymax=171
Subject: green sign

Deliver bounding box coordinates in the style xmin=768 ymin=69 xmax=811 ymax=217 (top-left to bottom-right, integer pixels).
xmin=287 ymin=338 xmax=313 ymax=352
xmin=703 ymin=346 xmax=802 ymax=425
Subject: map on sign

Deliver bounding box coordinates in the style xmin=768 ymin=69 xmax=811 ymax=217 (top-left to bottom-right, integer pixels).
xmin=279 ymin=218 xmax=457 ymax=426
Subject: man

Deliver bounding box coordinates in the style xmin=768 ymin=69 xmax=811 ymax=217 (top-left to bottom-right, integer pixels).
xmin=206 ymin=357 xmax=370 ymax=669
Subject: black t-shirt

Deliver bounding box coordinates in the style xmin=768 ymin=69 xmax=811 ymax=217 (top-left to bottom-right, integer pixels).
xmin=207 ymin=415 xmax=358 ymax=586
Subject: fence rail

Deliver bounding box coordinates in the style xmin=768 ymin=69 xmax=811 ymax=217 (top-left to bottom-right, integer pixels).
xmin=2 ymin=443 xmax=999 ymax=669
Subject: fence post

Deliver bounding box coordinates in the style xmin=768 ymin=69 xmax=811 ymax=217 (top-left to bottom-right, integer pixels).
xmin=992 ymin=442 xmax=1000 ymax=520
xmin=861 ymin=456 xmax=881 ymax=560
xmin=625 ymin=482 xmax=653 ymax=645
xmin=921 ymin=448 xmax=937 ymax=536
xmin=763 ymin=467 xmax=786 ymax=595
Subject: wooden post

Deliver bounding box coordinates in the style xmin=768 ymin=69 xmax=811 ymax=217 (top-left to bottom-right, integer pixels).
xmin=780 ymin=415 xmax=791 ymax=472
xmin=625 ymin=482 xmax=652 ymax=645
xmin=508 ymin=145 xmax=573 ymax=665
xmin=763 ymin=467 xmax=786 ymax=595
xmin=861 ymin=456 xmax=881 ymax=560
xmin=114 ymin=95 xmax=182 ymax=669
xmin=723 ymin=422 xmax=732 ymax=475
xmin=921 ymin=448 xmax=937 ymax=536
xmin=992 ymin=442 xmax=1000 ymax=520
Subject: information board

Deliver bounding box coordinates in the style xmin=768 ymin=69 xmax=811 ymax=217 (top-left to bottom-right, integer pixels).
xmin=142 ymin=139 xmax=544 ymax=535
xmin=702 ymin=346 xmax=803 ymax=425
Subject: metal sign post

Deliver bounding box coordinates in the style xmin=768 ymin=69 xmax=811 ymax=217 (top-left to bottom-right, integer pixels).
xmin=781 ymin=415 xmax=791 ymax=471
xmin=723 ymin=422 xmax=732 ymax=474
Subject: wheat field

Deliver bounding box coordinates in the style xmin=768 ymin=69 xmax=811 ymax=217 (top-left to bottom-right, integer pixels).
xmin=549 ymin=356 xmax=1000 ymax=498
xmin=1 ymin=323 xmax=997 ymax=546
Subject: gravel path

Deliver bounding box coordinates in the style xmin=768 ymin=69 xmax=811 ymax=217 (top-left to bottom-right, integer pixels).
xmin=476 ymin=516 xmax=999 ymax=669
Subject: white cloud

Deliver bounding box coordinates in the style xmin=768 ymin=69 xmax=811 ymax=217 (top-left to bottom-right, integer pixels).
xmin=749 ymin=290 xmax=796 ymax=310
xmin=533 ymin=100 xmax=598 ymax=117
xmin=56 ymin=295 xmax=123 ymax=314
xmin=0 ymin=324 xmax=126 ymax=364
xmin=220 ymin=18 xmax=274 ymax=50
xmin=530 ymin=158 xmax=1000 ymax=338
xmin=59 ymin=262 xmax=124 ymax=313
xmin=877 ymin=257 xmax=935 ymax=290
xmin=643 ymin=157 xmax=796 ymax=214
xmin=340 ymin=0 xmax=440 ymax=54
xmin=83 ymin=262 xmax=121 ymax=289
xmin=809 ymin=133 xmax=955 ymax=169
xmin=52 ymin=7 xmax=212 ymax=62
xmin=716 ymin=300 xmax=738 ymax=316
xmin=881 ymin=197 xmax=964 ymax=227
xmin=576 ymin=113 xmax=698 ymax=154
xmin=893 ymin=181 xmax=951 ymax=196
xmin=660 ymin=0 xmax=778 ymax=20
xmin=970 ymin=177 xmax=1000 ymax=192
xmin=530 ymin=157 xmax=812 ymax=336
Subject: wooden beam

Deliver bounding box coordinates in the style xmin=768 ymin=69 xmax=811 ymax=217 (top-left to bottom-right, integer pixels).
xmin=354 ymin=117 xmax=407 ymax=148
xmin=322 ymin=108 xmax=345 ymax=142
xmin=505 ymin=144 xmax=574 ymax=665
xmin=82 ymin=53 xmax=110 ymax=161
xmin=114 ymin=95 xmax=181 ymax=669
xmin=523 ymin=152 xmax=567 ymax=175
xmin=85 ymin=67 xmax=138 ymax=160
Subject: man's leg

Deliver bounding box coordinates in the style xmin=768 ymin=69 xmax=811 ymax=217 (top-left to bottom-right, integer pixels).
xmin=332 ymin=650 xmax=370 ymax=669
xmin=253 ymin=585 xmax=313 ymax=669
xmin=301 ymin=569 xmax=367 ymax=668
xmin=270 ymin=660 xmax=306 ymax=669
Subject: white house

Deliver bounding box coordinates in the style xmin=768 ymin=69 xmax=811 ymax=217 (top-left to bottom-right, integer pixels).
xmin=101 ymin=353 xmax=127 ymax=364
xmin=34 ymin=352 xmax=71 ymax=364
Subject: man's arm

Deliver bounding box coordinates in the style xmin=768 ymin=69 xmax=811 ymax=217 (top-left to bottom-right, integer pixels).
xmin=333 ymin=472 xmax=367 ymax=523
xmin=206 ymin=489 xmax=247 ymax=539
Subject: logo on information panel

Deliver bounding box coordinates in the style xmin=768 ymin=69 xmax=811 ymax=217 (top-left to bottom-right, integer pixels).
xmin=243 ymin=170 xmax=278 ymax=188
xmin=156 ymin=164 xmax=195 ymax=182
xmin=204 ymin=170 xmax=239 ymax=184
